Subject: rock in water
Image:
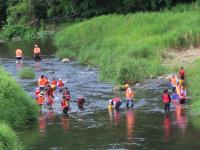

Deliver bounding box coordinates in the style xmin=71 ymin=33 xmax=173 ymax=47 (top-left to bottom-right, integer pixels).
xmin=135 ymin=83 xmax=141 ymax=87
xmin=61 ymin=58 xmax=70 ymax=63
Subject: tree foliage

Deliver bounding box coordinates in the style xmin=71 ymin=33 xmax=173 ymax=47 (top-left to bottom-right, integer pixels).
xmin=0 ymin=0 xmax=195 ymax=26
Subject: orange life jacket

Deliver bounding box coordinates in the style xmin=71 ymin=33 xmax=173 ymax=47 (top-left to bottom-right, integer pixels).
xmin=34 ymin=47 xmax=40 ymax=54
xmin=126 ymin=87 xmax=134 ymax=99
xmin=37 ymin=96 xmax=44 ymax=105
xmin=58 ymin=80 xmax=64 ymax=87
xmin=16 ymin=49 xmax=22 ymax=57
xmin=38 ymin=78 xmax=46 ymax=87
xmin=44 ymin=77 xmax=49 ymax=85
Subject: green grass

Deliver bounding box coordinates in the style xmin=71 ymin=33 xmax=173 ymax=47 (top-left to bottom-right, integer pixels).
xmin=186 ymin=59 xmax=200 ymax=114
xmin=17 ymin=67 xmax=36 ymax=79
xmin=54 ymin=4 xmax=200 ymax=83
xmin=0 ymin=122 xmax=23 ymax=150
xmin=0 ymin=67 xmax=38 ymax=127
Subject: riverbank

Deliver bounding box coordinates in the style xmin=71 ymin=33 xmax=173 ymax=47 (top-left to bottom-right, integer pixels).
xmin=0 ymin=67 xmax=38 ymax=149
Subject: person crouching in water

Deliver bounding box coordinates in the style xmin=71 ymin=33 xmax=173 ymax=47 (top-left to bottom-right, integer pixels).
xmin=179 ymin=86 xmax=187 ymax=109
xmin=57 ymin=78 xmax=64 ymax=92
xmin=36 ymin=92 xmax=45 ymax=110
xmin=162 ymin=89 xmax=171 ymax=113
xmin=108 ymin=97 xmax=122 ymax=109
xmin=77 ymin=97 xmax=85 ymax=109
xmin=125 ymin=84 xmax=134 ymax=108
xmin=46 ymin=95 xmax=54 ymax=109
xmin=61 ymin=96 xmax=69 ymax=115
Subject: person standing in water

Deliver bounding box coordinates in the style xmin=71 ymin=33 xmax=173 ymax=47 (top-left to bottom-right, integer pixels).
xmin=33 ymin=44 xmax=41 ymax=61
xmin=15 ymin=48 xmax=23 ymax=63
xmin=162 ymin=89 xmax=171 ymax=113
xmin=125 ymin=84 xmax=134 ymax=108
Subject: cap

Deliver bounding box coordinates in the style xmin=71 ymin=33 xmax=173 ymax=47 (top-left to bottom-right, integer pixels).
xmin=125 ymin=84 xmax=129 ymax=88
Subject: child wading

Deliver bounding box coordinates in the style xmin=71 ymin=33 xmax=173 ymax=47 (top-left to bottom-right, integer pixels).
xmin=61 ymin=96 xmax=69 ymax=115
xmin=162 ymin=89 xmax=171 ymax=113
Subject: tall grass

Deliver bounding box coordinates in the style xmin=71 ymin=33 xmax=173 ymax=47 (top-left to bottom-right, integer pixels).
xmin=0 ymin=67 xmax=38 ymax=127
xmin=55 ymin=4 xmax=200 ymax=83
xmin=0 ymin=122 xmax=23 ymax=150
xmin=187 ymin=59 xmax=200 ymax=113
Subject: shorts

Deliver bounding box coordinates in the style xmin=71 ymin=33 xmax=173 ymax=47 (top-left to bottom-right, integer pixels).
xmin=179 ymin=99 xmax=186 ymax=104
xmin=16 ymin=57 xmax=22 ymax=60
xmin=180 ymin=76 xmax=185 ymax=80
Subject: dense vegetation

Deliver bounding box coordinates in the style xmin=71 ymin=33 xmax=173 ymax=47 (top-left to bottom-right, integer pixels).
xmin=0 ymin=0 xmax=195 ymax=40
xmin=0 ymin=67 xmax=38 ymax=127
xmin=0 ymin=67 xmax=38 ymax=149
xmin=55 ymin=4 xmax=200 ymax=83
xmin=0 ymin=123 xmax=23 ymax=150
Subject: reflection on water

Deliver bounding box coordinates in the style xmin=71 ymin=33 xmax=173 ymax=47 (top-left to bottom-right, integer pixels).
xmin=108 ymin=109 xmax=121 ymax=126
xmin=38 ymin=113 xmax=46 ymax=137
xmin=163 ymin=114 xmax=171 ymax=143
xmin=38 ymin=112 xmax=70 ymax=137
xmin=61 ymin=115 xmax=70 ymax=133
xmin=34 ymin=61 xmax=42 ymax=71
xmin=126 ymin=110 xmax=135 ymax=143
xmin=16 ymin=63 xmax=23 ymax=71
xmin=174 ymin=108 xmax=188 ymax=137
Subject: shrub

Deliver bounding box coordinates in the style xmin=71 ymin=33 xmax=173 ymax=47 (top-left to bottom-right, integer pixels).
xmin=17 ymin=67 xmax=35 ymax=79
xmin=0 ymin=67 xmax=38 ymax=128
xmin=0 ymin=122 xmax=23 ymax=150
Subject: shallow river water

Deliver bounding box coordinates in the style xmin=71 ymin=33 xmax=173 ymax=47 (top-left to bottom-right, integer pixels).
xmin=0 ymin=39 xmax=200 ymax=150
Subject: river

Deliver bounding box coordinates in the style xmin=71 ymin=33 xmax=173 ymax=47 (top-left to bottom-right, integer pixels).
xmin=0 ymin=39 xmax=200 ymax=150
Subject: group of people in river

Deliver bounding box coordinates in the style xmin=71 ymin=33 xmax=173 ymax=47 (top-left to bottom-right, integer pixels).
xmin=15 ymin=45 xmax=188 ymax=114
xmin=162 ymin=67 xmax=187 ymax=113
xmin=15 ymin=44 xmax=41 ymax=64
xmin=35 ymin=74 xmax=86 ymax=114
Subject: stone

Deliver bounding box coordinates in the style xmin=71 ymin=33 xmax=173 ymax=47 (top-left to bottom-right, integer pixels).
xmin=135 ymin=83 xmax=141 ymax=87
xmin=61 ymin=58 xmax=70 ymax=63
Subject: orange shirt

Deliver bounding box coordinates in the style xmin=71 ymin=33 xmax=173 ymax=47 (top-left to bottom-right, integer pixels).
xmin=34 ymin=47 xmax=40 ymax=54
xmin=16 ymin=49 xmax=22 ymax=57
xmin=126 ymin=87 xmax=134 ymax=99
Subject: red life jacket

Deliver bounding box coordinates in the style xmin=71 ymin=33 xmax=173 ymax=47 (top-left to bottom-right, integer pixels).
xmin=180 ymin=69 xmax=185 ymax=76
xmin=112 ymin=97 xmax=121 ymax=102
xmin=163 ymin=93 xmax=170 ymax=103
xmin=61 ymin=100 xmax=68 ymax=109
xmin=51 ymin=80 xmax=57 ymax=85
xmin=48 ymin=96 xmax=54 ymax=105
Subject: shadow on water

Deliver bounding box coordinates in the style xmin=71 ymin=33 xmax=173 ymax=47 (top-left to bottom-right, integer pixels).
xmin=1 ymin=39 xmax=200 ymax=150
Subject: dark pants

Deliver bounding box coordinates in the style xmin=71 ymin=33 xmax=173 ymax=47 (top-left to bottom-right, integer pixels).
xmin=115 ymin=101 xmax=122 ymax=109
xmin=180 ymin=75 xmax=185 ymax=80
xmin=126 ymin=99 xmax=134 ymax=108
xmin=34 ymin=53 xmax=41 ymax=62
xmin=164 ymin=103 xmax=170 ymax=112
xmin=63 ymin=106 xmax=69 ymax=115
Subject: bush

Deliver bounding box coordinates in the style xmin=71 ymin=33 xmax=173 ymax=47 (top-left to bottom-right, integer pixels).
xmin=0 ymin=67 xmax=38 ymax=128
xmin=0 ymin=122 xmax=23 ymax=150
xmin=17 ymin=67 xmax=36 ymax=79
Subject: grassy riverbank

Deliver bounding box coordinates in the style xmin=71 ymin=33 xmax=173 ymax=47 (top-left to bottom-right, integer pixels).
xmin=55 ymin=4 xmax=200 ymax=84
xmin=0 ymin=67 xmax=38 ymax=149
xmin=0 ymin=123 xmax=23 ymax=150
